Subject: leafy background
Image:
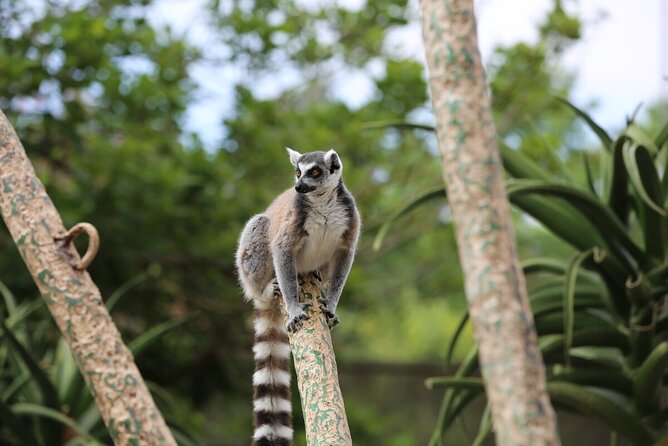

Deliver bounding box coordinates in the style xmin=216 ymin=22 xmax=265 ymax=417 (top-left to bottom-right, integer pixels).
xmin=0 ymin=0 xmax=666 ymax=445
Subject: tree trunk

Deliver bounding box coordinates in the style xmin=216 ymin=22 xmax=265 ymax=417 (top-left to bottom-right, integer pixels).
xmin=0 ymin=109 xmax=177 ymax=445
xmin=288 ymin=276 xmax=352 ymax=445
xmin=419 ymin=1 xmax=561 ymax=445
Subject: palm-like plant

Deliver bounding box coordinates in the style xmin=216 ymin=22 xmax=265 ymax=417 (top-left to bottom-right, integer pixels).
xmin=374 ymin=103 xmax=668 ymax=445
xmin=0 ymin=273 xmax=202 ymax=446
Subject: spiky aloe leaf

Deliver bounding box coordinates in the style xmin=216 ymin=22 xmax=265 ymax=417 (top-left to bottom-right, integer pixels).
xmin=569 ymin=346 xmax=626 ymax=369
xmin=622 ymin=142 xmax=666 ymax=262
xmin=507 ymin=179 xmax=643 ymax=270
xmin=510 ymin=193 xmax=605 ymax=253
xmin=428 ymin=348 xmax=478 ymax=446
xmin=444 ymin=312 xmax=469 ymax=370
xmin=582 ymin=153 xmax=598 ymax=196
xmin=472 ymin=404 xmax=492 ymax=446
xmin=430 ymin=387 xmax=482 ymax=446
xmin=624 ymin=123 xmax=659 ymax=154
xmin=500 ymin=145 xmax=553 ymax=181
xmin=622 ymin=141 xmax=665 ymax=214
xmin=564 ymin=249 xmax=597 ymax=367
xmin=530 ymin=284 xmax=604 ymax=317
xmin=608 ymin=136 xmax=631 ymax=223
xmin=656 ymin=120 xmax=668 ymax=149
xmin=548 ymin=382 xmax=652 ymax=446
xmin=535 ymin=310 xmax=615 ymax=336
xmin=634 ymin=341 xmax=668 ymax=415
xmin=558 ymin=98 xmax=613 ymax=151
xmin=373 ymin=187 xmax=446 ymax=251
xmin=550 ymin=369 xmax=633 ymax=396
xmin=540 ymin=330 xmax=630 ymax=364
xmin=522 ymin=257 xmax=568 ymax=276
xmin=425 ymin=376 xmax=485 ymax=391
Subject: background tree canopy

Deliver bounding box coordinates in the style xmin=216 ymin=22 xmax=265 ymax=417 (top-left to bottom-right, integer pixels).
xmin=3 ymin=0 xmax=664 ymax=444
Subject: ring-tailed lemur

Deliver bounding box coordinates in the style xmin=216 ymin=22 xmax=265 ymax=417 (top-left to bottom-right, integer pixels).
xmin=236 ymin=148 xmax=361 ymax=446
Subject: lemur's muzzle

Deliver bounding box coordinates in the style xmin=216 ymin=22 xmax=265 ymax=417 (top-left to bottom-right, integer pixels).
xmin=295 ymin=182 xmax=315 ymax=194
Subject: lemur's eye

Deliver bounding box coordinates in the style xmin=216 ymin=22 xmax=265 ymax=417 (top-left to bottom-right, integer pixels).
xmin=296 ymin=169 xmax=301 ymax=178
xmin=310 ymin=169 xmax=320 ymax=177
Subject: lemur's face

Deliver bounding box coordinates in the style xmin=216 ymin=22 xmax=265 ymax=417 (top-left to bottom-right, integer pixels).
xmin=286 ymin=148 xmax=342 ymax=194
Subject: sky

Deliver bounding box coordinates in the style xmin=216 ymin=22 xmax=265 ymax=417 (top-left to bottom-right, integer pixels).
xmin=151 ymin=0 xmax=668 ymax=148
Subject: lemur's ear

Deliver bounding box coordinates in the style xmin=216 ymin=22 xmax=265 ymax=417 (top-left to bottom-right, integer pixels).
xmin=325 ymin=149 xmax=341 ymax=174
xmin=286 ymin=147 xmax=302 ymax=166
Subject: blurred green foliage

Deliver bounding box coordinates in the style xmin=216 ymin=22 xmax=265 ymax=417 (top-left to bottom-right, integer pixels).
xmin=0 ymin=0 xmax=624 ymax=444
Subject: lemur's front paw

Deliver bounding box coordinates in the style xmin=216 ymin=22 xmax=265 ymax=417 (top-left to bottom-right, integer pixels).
xmin=286 ymin=302 xmax=312 ymax=333
xmin=310 ymin=269 xmax=323 ymax=282
xmin=318 ymin=299 xmax=340 ymax=329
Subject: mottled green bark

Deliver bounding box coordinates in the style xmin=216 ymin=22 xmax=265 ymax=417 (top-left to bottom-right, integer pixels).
xmin=288 ymin=277 xmax=352 ymax=446
xmin=419 ymin=1 xmax=560 ymax=445
xmin=0 ymin=109 xmax=176 ymax=445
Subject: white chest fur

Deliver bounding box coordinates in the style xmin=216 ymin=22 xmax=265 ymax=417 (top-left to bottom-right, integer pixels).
xmin=294 ymin=195 xmax=348 ymax=273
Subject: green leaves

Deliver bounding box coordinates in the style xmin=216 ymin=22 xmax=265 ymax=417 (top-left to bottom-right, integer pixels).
xmin=548 ymin=382 xmax=652 ymax=446
xmin=425 ymin=106 xmax=668 ymax=443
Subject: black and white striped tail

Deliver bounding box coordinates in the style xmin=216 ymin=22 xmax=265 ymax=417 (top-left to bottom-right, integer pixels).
xmin=252 ymin=296 xmax=293 ymax=446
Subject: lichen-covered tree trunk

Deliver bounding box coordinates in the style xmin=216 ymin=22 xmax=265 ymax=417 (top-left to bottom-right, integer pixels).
xmin=419 ymin=1 xmax=561 ymax=445
xmin=288 ymin=277 xmax=352 ymax=446
xmin=0 ymin=109 xmax=177 ymax=445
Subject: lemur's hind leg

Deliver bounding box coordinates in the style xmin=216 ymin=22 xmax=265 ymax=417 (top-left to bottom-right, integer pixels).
xmin=236 ymin=215 xmax=275 ymax=301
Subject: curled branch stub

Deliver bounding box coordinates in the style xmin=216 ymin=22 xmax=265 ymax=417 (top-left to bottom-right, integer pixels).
xmin=56 ymin=222 xmax=100 ymax=270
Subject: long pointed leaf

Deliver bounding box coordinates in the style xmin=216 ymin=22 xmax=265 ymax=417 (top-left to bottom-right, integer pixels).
xmin=373 ymin=187 xmax=446 ymax=251
xmin=535 ymin=311 xmax=615 ymax=336
xmin=607 ymin=136 xmax=631 ymax=223
xmin=106 ymin=270 xmax=156 ymax=311
xmin=622 ymin=141 xmax=666 ymax=215
xmin=540 ymin=330 xmax=630 ymax=363
xmin=656 ymin=119 xmax=668 ymax=150
xmin=128 ymin=314 xmax=197 ymax=356
xmin=507 ymin=180 xmax=643 ymax=270
xmin=360 ymin=120 xmax=436 ymax=132
xmin=624 ymin=123 xmax=659 ymax=154
xmin=548 ymin=382 xmax=652 ymax=446
xmin=444 ymin=312 xmax=469 ymax=370
xmin=550 ymin=369 xmax=633 ymax=396
xmin=428 ymin=348 xmax=478 ymax=446
xmin=634 ymin=341 xmax=668 ymax=414
xmin=522 ymin=257 xmax=568 ymax=276
xmin=500 ymin=145 xmax=553 ymax=181
xmin=583 ymin=152 xmax=598 ymax=196
xmin=425 ymin=376 xmax=484 ymax=391
xmin=0 ymin=399 xmax=38 ymax=445
xmin=0 ymin=320 xmax=61 ymax=444
xmin=558 ymin=98 xmax=612 ymax=151
xmin=0 ymin=320 xmax=60 ymax=409
xmin=0 ymin=279 xmax=17 ymax=316
xmin=510 ymin=193 xmax=605 ymax=253
xmin=12 ymin=403 xmax=103 ymax=445
xmin=472 ymin=404 xmax=492 ymax=446
xmin=564 ymin=249 xmax=597 ymax=367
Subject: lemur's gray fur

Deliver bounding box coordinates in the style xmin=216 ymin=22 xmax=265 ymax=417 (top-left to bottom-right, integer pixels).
xmin=236 ymin=148 xmax=360 ymax=446
xmin=237 ymin=148 xmax=360 ymax=332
